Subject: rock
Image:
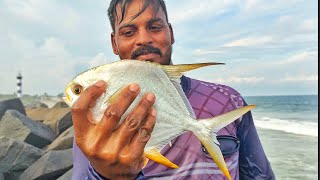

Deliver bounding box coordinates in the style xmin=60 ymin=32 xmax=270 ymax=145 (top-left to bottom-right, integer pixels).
xmin=56 ymin=112 xmax=73 ymax=135
xmin=0 ymin=98 xmax=26 ymax=120
xmin=25 ymin=107 xmax=49 ymax=123
xmin=0 ymin=110 xmax=56 ymax=148
xmin=52 ymin=101 xmax=69 ymax=108
xmin=57 ymin=168 xmax=72 ymax=180
xmin=25 ymin=101 xmax=49 ymax=109
xmin=39 ymin=97 xmax=63 ymax=108
xmin=26 ymin=107 xmax=71 ymax=134
xmin=0 ymin=136 xmax=45 ymax=179
xmin=19 ymin=149 xmax=73 ymax=180
xmin=45 ymin=126 xmax=74 ymax=151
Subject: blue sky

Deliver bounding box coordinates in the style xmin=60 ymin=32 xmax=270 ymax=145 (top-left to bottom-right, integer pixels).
xmin=0 ymin=0 xmax=318 ymax=96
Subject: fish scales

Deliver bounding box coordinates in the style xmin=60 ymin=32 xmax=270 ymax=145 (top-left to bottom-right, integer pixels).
xmin=96 ymin=61 xmax=193 ymax=150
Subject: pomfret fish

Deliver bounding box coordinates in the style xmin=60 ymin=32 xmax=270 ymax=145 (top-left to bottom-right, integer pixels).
xmin=63 ymin=60 xmax=255 ymax=180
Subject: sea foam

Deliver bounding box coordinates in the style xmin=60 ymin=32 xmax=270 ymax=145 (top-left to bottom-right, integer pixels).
xmin=254 ymin=117 xmax=318 ymax=137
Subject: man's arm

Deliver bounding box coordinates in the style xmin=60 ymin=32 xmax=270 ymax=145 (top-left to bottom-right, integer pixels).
xmin=237 ymin=101 xmax=275 ymax=180
xmin=71 ymin=81 xmax=156 ymax=180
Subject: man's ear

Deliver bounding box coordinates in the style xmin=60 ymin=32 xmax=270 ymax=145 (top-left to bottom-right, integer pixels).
xmin=169 ymin=23 xmax=175 ymax=44
xmin=111 ymin=32 xmax=119 ymax=55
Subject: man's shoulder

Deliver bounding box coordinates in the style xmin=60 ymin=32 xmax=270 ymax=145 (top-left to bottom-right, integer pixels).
xmin=186 ymin=77 xmax=245 ymax=110
xmin=188 ymin=77 xmax=243 ymax=97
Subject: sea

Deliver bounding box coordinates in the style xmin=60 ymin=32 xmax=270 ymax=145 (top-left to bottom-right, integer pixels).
xmin=244 ymin=95 xmax=318 ymax=180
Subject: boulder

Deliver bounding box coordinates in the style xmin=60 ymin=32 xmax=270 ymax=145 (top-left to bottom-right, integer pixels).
xmin=0 ymin=136 xmax=45 ymax=179
xmin=19 ymin=149 xmax=73 ymax=180
xmin=45 ymin=126 xmax=74 ymax=151
xmin=0 ymin=110 xmax=56 ymax=148
xmin=25 ymin=101 xmax=49 ymax=109
xmin=57 ymin=168 xmax=72 ymax=180
xmin=52 ymin=101 xmax=69 ymax=108
xmin=26 ymin=107 xmax=71 ymax=134
xmin=39 ymin=97 xmax=63 ymax=108
xmin=56 ymin=111 xmax=73 ymax=135
xmin=0 ymin=98 xmax=25 ymax=120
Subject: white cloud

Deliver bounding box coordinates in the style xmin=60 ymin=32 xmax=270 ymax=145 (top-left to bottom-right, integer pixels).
xmin=301 ymin=18 xmax=318 ymax=32
xmin=168 ymin=0 xmax=237 ymax=23
xmin=275 ymin=15 xmax=318 ymax=34
xmin=39 ymin=38 xmax=69 ymax=57
xmin=223 ymin=36 xmax=274 ymax=47
xmin=5 ymin=0 xmax=44 ymax=22
xmin=0 ymin=34 xmax=88 ymax=95
xmin=88 ymin=53 xmax=115 ymax=68
xmin=0 ymin=0 xmax=317 ymax=96
xmin=277 ymin=15 xmax=292 ymax=23
xmin=5 ymin=0 xmax=83 ymax=34
xmin=242 ymin=0 xmax=261 ymax=11
xmin=281 ymin=74 xmax=318 ymax=82
xmin=276 ymin=51 xmax=318 ymax=65
xmin=193 ymin=49 xmax=222 ymax=56
xmin=241 ymin=0 xmax=302 ymax=14
xmin=213 ymin=76 xmax=265 ymax=84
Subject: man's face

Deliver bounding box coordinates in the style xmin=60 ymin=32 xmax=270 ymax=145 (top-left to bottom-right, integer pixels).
xmin=111 ymin=0 xmax=174 ymax=65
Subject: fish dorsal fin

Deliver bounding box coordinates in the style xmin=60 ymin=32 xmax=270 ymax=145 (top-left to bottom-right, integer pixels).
xmin=161 ymin=62 xmax=224 ymax=79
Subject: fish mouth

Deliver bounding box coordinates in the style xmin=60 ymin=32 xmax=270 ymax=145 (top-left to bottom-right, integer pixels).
xmin=65 ymin=93 xmax=72 ymax=103
xmin=62 ymin=86 xmax=73 ymax=106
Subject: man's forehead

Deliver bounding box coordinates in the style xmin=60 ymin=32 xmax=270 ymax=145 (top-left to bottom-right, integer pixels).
xmin=114 ymin=0 xmax=164 ymax=25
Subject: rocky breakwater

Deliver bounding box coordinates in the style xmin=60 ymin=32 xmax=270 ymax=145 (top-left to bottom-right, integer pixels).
xmin=0 ymin=98 xmax=74 ymax=180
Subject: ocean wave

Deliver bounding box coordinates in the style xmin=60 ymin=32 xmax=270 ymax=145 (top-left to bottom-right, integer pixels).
xmin=254 ymin=117 xmax=318 ymax=137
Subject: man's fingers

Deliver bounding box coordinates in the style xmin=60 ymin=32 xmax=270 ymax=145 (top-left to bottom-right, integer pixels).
xmin=116 ymin=93 xmax=156 ymax=145
xmin=71 ymin=80 xmax=107 ymax=138
xmin=97 ymin=83 xmax=140 ymax=134
xmin=117 ymin=109 xmax=156 ymax=174
xmin=130 ymin=108 xmax=157 ymax=154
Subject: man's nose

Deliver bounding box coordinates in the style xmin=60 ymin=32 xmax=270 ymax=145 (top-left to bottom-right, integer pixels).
xmin=135 ymin=29 xmax=153 ymax=46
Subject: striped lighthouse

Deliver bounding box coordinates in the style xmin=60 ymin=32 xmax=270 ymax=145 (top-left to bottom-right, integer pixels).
xmin=17 ymin=72 xmax=22 ymax=98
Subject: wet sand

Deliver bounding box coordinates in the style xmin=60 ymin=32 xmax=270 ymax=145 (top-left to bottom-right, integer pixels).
xmin=257 ymin=128 xmax=318 ymax=180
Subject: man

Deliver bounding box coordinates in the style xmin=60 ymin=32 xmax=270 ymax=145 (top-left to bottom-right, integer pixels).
xmin=72 ymin=0 xmax=275 ymax=179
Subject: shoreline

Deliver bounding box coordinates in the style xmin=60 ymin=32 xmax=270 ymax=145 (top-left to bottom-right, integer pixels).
xmin=256 ymin=128 xmax=318 ymax=180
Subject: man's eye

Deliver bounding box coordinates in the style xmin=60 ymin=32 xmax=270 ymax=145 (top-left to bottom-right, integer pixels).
xmin=149 ymin=26 xmax=162 ymax=31
xmin=123 ymin=30 xmax=135 ymax=37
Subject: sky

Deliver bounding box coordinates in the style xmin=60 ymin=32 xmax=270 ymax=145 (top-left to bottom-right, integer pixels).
xmin=0 ymin=0 xmax=318 ymax=96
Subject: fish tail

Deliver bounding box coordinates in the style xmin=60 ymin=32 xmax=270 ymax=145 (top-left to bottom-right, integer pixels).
xmin=192 ymin=105 xmax=256 ymax=180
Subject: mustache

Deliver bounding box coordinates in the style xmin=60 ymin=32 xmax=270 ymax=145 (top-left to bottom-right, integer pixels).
xmin=131 ymin=45 xmax=161 ymax=59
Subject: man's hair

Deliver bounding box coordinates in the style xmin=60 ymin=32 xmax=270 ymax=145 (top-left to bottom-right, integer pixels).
xmin=108 ymin=0 xmax=169 ymax=32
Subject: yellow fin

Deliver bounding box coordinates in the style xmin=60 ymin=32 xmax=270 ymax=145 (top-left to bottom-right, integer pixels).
xmin=142 ymin=157 xmax=149 ymax=168
xmin=201 ymin=140 xmax=232 ymax=180
xmin=161 ymin=62 xmax=224 ymax=79
xmin=191 ymin=105 xmax=256 ymax=180
xmin=144 ymin=148 xmax=179 ymax=169
xmin=209 ymin=105 xmax=256 ymax=131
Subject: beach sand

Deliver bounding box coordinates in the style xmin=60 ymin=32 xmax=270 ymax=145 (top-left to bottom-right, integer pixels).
xmin=257 ymin=128 xmax=318 ymax=180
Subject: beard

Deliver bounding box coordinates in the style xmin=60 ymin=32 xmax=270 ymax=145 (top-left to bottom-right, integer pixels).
xmin=129 ymin=45 xmax=172 ymax=65
xmin=131 ymin=45 xmax=161 ymax=59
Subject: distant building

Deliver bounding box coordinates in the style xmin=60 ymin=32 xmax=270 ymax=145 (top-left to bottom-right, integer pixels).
xmin=17 ymin=72 xmax=22 ymax=98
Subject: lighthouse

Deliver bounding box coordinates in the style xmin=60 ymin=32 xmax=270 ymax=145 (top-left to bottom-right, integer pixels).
xmin=17 ymin=72 xmax=22 ymax=98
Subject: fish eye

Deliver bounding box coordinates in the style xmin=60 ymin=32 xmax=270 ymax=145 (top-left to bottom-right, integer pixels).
xmin=72 ymin=84 xmax=83 ymax=95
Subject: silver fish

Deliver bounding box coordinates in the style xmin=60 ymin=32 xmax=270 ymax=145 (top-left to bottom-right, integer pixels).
xmin=63 ymin=60 xmax=255 ymax=180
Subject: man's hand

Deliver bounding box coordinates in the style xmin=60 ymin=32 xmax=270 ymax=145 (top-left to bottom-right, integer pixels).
xmin=71 ymin=80 xmax=156 ymax=179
